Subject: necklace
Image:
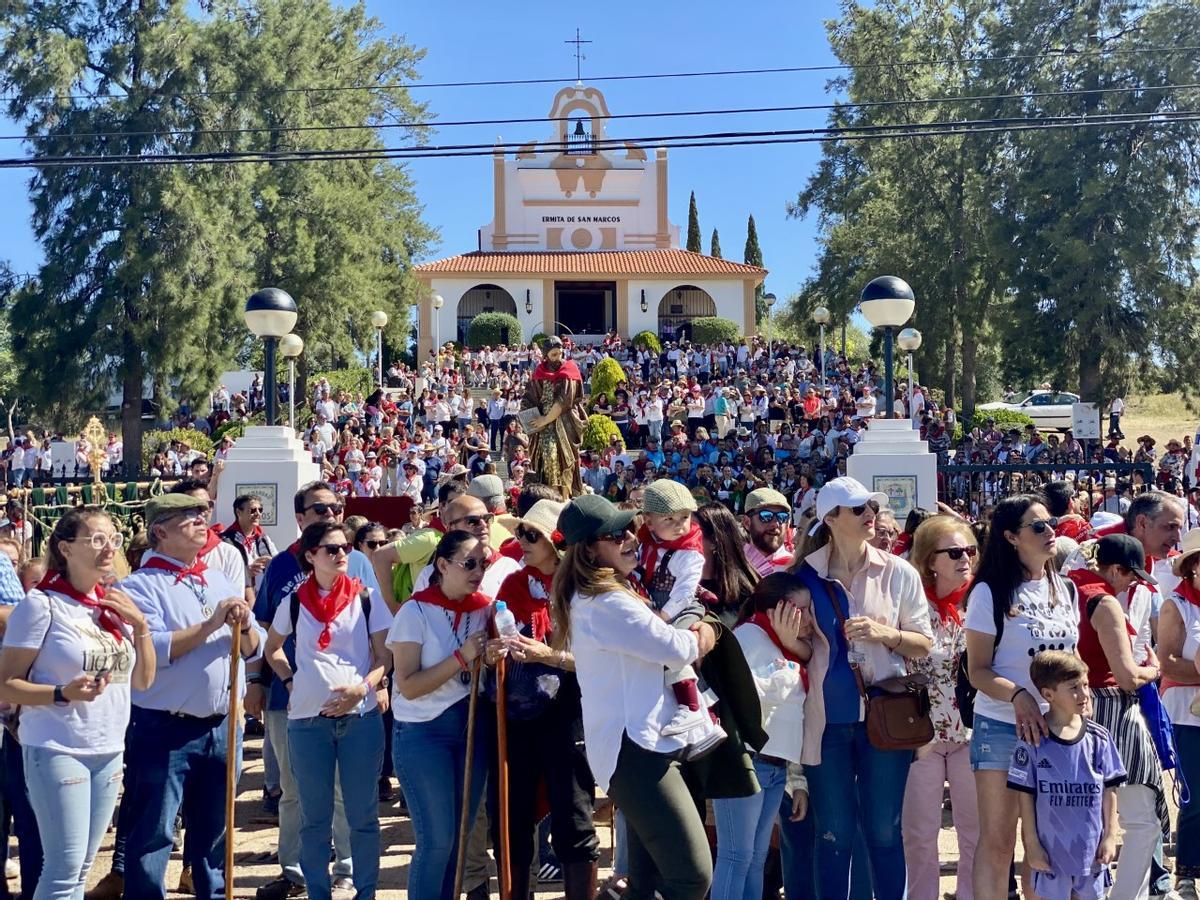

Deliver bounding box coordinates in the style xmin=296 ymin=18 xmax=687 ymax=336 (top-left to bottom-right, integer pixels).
xmin=442 ymin=608 xmax=474 ymax=685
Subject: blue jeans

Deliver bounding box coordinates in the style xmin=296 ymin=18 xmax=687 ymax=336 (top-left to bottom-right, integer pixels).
xmin=22 ymin=747 xmax=122 ymax=900
xmin=712 ymin=756 xmax=788 ymax=900
xmin=393 ymin=697 xmax=488 ymax=900
xmin=804 ymin=722 xmax=912 ymax=900
xmin=262 ymin=721 xmax=279 ymax=793
xmin=777 ymin=793 xmax=873 ymax=900
xmin=287 ymin=711 xmax=383 ymax=900
xmin=120 ymin=708 xmax=242 ymax=900
xmin=1176 ymin=724 xmax=1200 ymax=877
xmin=0 ymin=735 xmax=43 ymax=899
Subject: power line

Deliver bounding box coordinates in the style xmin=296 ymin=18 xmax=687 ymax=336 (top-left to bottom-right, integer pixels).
xmin=4 ymin=80 xmax=1198 ymax=146
xmin=1 ymin=110 xmax=1193 ymax=169
xmin=3 ymin=44 xmax=1198 ymax=105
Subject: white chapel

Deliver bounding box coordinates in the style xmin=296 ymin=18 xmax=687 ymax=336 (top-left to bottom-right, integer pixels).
xmin=413 ymin=83 xmax=767 ymax=358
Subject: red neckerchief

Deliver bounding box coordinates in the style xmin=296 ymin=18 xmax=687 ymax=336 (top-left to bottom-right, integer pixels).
xmin=1054 ymin=516 xmax=1092 ymax=543
xmin=531 ymin=359 xmax=582 ymax=384
xmin=746 ymin=611 xmax=810 ymax=691
xmin=143 ymin=554 xmax=209 ymax=587
xmin=200 ymin=527 xmax=222 ymax=559
xmin=924 ymin=578 xmax=971 ymax=626
xmin=410 ymin=584 xmax=491 ymax=629
xmin=232 ymin=522 xmax=263 ymax=552
xmin=37 ymin=574 xmax=125 ymax=644
xmin=1179 ymin=578 xmax=1200 ymax=609
xmin=893 ymin=533 xmax=913 ymax=557
xmin=638 ymin=521 xmax=705 ymax=585
xmin=297 ymin=574 xmax=361 ymax=651
xmin=498 ymin=566 xmax=554 ymax=642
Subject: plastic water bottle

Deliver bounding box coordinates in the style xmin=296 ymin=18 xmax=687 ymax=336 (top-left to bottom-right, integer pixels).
xmin=494 ymin=601 xmax=520 ymax=641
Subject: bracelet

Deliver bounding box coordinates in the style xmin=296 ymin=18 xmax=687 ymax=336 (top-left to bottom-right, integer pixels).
xmin=281 ymin=676 xmax=294 ymax=688
xmin=134 ymin=630 xmax=151 ymax=639
xmin=453 ymin=650 xmax=469 ymax=671
xmin=247 ymin=674 xmax=267 ymax=686
xmin=1011 ymin=687 xmax=1028 ymax=703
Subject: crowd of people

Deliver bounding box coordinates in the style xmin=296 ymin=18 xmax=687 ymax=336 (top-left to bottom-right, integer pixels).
xmin=0 ymin=332 xmax=1198 ymax=900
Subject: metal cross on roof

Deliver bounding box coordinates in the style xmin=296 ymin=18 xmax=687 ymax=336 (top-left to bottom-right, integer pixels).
xmin=565 ymin=28 xmax=592 ymax=83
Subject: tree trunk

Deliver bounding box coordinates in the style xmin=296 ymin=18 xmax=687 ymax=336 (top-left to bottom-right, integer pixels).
xmin=943 ymin=333 xmax=957 ymax=411
xmin=960 ymin=326 xmax=978 ymax=420
xmin=121 ymin=328 xmax=144 ymax=478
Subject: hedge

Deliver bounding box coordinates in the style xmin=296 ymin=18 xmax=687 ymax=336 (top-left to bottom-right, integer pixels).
xmin=142 ymin=428 xmax=214 ymax=470
xmin=581 ymin=414 xmax=622 ymax=453
xmin=953 ymin=408 xmax=1036 ymax=442
xmin=588 ymin=357 xmax=628 ymax=406
xmin=311 ymin=368 xmax=373 ymax=400
xmin=529 ymin=332 xmax=549 ymax=349
xmin=690 ymin=316 xmax=741 ymax=344
xmin=631 ymin=330 xmax=662 ymax=354
xmin=466 ymin=312 xmax=522 ymax=348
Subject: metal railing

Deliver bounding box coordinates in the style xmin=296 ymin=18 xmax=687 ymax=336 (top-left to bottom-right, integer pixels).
xmin=936 ymin=462 xmax=1156 ymax=512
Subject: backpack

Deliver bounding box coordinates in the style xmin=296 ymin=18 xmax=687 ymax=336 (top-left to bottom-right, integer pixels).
xmin=953 ymin=587 xmax=1005 ymax=729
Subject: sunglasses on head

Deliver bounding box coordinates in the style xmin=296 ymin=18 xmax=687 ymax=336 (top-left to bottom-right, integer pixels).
xmin=1017 ymin=517 xmax=1059 ymax=535
xmin=934 ymin=546 xmax=978 ymax=560
xmin=318 ymin=543 xmax=351 ymax=557
xmin=753 ymin=509 xmax=791 ymax=525
xmin=515 ymin=525 xmax=544 ymax=544
xmin=305 ymin=501 xmax=344 ymax=516
xmin=449 ymin=555 xmax=491 ymax=572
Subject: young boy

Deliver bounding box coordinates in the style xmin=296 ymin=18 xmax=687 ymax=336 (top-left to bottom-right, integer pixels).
xmin=1007 ymin=651 xmax=1125 ymax=900
xmin=638 ymin=479 xmax=726 ymax=757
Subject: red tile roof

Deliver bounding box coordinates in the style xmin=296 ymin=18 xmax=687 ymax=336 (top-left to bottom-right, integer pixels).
xmin=414 ymin=250 xmax=766 ymax=277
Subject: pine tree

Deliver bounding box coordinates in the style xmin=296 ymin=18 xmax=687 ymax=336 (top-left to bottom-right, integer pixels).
xmin=710 ymin=229 xmax=722 ymax=258
xmin=686 ymin=191 xmax=702 ymax=252
xmin=743 ymin=215 xmax=766 ymax=323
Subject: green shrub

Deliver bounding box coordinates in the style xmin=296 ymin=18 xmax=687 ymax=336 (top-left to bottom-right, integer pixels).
xmin=631 ymin=330 xmax=662 ymax=354
xmin=530 ymin=332 xmax=549 ymax=349
xmin=466 ymin=312 xmax=522 ymax=348
xmin=588 ymin=357 xmax=628 ymax=406
xmin=210 ymin=419 xmax=246 ymax=443
xmin=581 ymin=414 xmax=622 ymax=453
xmin=952 ymin=408 xmax=1036 ymax=442
xmin=311 ymin=368 xmax=373 ymax=399
xmin=141 ymin=428 xmax=214 ymax=470
xmin=690 ymin=316 xmax=741 ymax=344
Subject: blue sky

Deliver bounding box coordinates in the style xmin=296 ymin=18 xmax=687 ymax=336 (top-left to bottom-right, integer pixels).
xmin=0 ymin=0 xmax=847 ymax=298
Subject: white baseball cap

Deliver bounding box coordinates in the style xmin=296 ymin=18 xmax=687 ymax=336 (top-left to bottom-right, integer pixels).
xmin=813 ymin=476 xmax=888 ymax=529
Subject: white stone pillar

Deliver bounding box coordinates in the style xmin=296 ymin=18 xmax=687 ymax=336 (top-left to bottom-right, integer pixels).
xmin=214 ymin=425 xmax=320 ymax=548
xmin=846 ymin=419 xmax=938 ymax=520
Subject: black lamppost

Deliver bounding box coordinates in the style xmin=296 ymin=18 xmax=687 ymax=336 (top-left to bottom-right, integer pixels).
xmin=245 ymin=288 xmax=298 ymax=427
xmin=859 ymin=276 xmax=915 ymax=419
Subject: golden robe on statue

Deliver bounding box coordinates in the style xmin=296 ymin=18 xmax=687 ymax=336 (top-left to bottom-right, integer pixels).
xmin=522 ymin=355 xmax=586 ymax=498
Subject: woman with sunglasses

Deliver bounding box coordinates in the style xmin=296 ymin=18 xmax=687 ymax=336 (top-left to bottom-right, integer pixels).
xmin=550 ymin=495 xmax=718 ymax=900
xmin=901 ymin=515 xmax=981 ymax=900
xmin=0 ymin=508 xmax=155 ymax=899
xmin=388 ymin=530 xmax=492 ymax=900
xmin=964 ymin=494 xmax=1079 ymax=900
xmin=790 ymin=476 xmax=932 ymax=900
xmin=486 ymin=500 xmax=599 ymax=899
xmin=264 ymin=521 xmax=390 ymax=900
xmin=352 ymin=522 xmax=398 ymax=800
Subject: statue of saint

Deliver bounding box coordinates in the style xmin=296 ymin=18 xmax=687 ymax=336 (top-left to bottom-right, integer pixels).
xmin=522 ymin=337 xmax=586 ymax=498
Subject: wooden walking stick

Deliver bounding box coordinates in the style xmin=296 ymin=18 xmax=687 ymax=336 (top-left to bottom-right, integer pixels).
xmin=224 ymin=625 xmax=242 ymax=895
xmin=452 ymin=658 xmax=483 ymax=899
xmin=496 ymin=656 xmax=511 ymax=900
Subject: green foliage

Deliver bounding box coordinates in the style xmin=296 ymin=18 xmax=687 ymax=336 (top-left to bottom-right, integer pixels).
xmin=530 ymin=332 xmax=549 ymax=349
xmin=952 ymin=409 xmax=1036 ymax=444
xmin=743 ymin=214 xmax=765 ymax=323
xmin=211 ymin=419 xmax=247 ymax=442
xmin=686 ymin=192 xmax=702 ymax=253
xmin=466 ymin=312 xmax=522 ymax=348
xmin=709 ymin=228 xmax=722 ymax=259
xmin=631 ymin=330 xmax=662 ymax=354
xmin=142 ymin=428 xmax=215 ymax=470
xmin=581 ymin=414 xmax=622 ymax=453
xmin=588 ymin=357 xmax=628 ymax=406
xmin=691 ymin=317 xmax=741 ymax=345
xmin=312 ymin=369 xmax=374 ymax=399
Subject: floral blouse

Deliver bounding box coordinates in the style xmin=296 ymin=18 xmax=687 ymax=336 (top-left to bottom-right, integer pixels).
xmin=908 ymin=603 xmax=969 ymax=744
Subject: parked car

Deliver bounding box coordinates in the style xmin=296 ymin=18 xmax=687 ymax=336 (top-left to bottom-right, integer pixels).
xmin=977 ymin=390 xmax=1081 ymax=431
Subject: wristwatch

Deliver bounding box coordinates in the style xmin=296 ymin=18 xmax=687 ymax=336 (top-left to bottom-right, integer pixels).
xmin=53 ymin=685 xmax=69 ymax=707
xmin=378 ymin=676 xmax=390 ymax=690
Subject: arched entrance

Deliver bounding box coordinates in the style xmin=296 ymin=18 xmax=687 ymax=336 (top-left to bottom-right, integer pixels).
xmin=457 ymin=285 xmax=518 ymax=344
xmin=657 ymin=285 xmax=716 ymax=342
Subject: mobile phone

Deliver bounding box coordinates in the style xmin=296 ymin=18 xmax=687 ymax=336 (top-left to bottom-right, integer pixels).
xmin=94 ymin=667 xmax=111 ymax=685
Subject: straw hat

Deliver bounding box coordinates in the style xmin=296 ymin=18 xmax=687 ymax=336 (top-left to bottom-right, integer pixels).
xmin=499 ymin=499 xmax=566 ymax=547
xmin=1172 ymin=528 xmax=1200 ymax=577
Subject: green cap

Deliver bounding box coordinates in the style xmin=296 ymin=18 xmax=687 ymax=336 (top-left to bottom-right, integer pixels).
xmin=556 ymin=495 xmax=636 ymax=547
xmin=642 ymin=479 xmax=697 ymax=516
xmin=145 ymin=493 xmax=209 ymax=528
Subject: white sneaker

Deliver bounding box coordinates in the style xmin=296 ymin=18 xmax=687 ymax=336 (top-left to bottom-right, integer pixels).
xmin=662 ymin=703 xmax=706 ymax=737
xmin=684 ymin=718 xmax=727 ymax=761
xmin=1169 ymin=880 xmax=1199 ymax=900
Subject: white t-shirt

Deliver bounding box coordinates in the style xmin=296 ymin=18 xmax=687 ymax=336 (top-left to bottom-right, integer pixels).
xmin=271 ymin=588 xmax=392 ymax=720
xmin=963 ymin=577 xmax=1079 ymax=725
xmin=1163 ymin=591 xmax=1200 ymax=727
xmin=387 ymin=599 xmax=493 ymax=722
xmin=3 ymin=588 xmax=135 ymax=754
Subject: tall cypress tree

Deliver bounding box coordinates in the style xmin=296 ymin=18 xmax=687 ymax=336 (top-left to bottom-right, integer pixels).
xmin=743 ymin=215 xmax=766 ymax=323
xmin=710 ymin=229 xmax=722 ymax=258
xmin=686 ymin=191 xmax=702 ymax=252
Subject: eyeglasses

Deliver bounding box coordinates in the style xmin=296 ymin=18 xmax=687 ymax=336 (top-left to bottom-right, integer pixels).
xmin=364 ymin=540 xmax=388 ymax=550
xmin=246 ymin=507 xmax=263 ymax=516
xmin=449 ymin=556 xmax=491 ymax=572
xmin=934 ymin=546 xmax=978 ymax=561
xmin=596 ymin=526 xmax=635 ymax=543
xmin=305 ymin=502 xmax=344 ymax=517
xmin=449 ymin=514 xmax=494 ymax=528
xmin=516 ymin=526 xmax=544 ymax=544
xmin=71 ymin=533 xmax=125 ymax=551
xmin=318 ymin=543 xmax=351 ymax=557
xmin=1018 ymin=517 xmax=1059 ymax=535
xmin=753 ymin=509 xmax=791 ymax=525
